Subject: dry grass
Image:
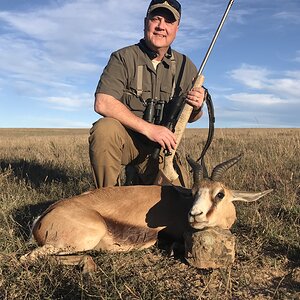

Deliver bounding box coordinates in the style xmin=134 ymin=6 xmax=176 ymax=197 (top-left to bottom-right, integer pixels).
xmin=0 ymin=128 xmax=299 ymax=299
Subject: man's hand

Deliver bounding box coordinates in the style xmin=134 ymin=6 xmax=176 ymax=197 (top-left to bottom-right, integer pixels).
xmin=186 ymin=86 xmax=205 ymax=110
xmin=143 ymin=123 xmax=176 ymax=152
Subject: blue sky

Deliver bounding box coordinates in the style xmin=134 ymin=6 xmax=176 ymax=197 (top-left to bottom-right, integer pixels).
xmin=0 ymin=0 xmax=299 ymax=128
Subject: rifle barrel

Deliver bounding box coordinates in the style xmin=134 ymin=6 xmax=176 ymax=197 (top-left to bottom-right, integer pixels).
xmin=197 ymin=0 xmax=235 ymax=77
xmin=151 ymin=0 xmax=235 ymax=161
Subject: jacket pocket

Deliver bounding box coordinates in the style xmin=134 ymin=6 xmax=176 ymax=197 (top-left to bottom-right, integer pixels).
xmin=121 ymin=91 xmax=145 ymax=118
xmin=160 ymin=82 xmax=173 ymax=102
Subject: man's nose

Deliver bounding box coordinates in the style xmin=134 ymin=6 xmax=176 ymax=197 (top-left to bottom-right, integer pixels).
xmin=156 ymin=18 xmax=166 ymax=29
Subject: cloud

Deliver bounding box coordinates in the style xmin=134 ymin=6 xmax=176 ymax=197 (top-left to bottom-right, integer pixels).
xmin=0 ymin=0 xmax=145 ymax=96
xmin=229 ymin=64 xmax=270 ymax=89
xmin=273 ymin=11 xmax=300 ymax=25
xmin=0 ymin=0 xmax=145 ymax=54
xmin=295 ymin=51 xmax=300 ymax=63
xmin=176 ymin=1 xmax=255 ymax=52
xmin=228 ymin=64 xmax=300 ymax=101
xmin=0 ymin=34 xmax=99 ymax=101
xmin=226 ymin=93 xmax=286 ymax=106
xmin=220 ymin=62 xmax=300 ymax=127
xmin=43 ymin=94 xmax=93 ymax=111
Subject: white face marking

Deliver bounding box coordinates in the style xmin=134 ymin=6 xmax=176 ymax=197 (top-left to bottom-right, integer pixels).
xmin=188 ymin=187 xmax=212 ymax=228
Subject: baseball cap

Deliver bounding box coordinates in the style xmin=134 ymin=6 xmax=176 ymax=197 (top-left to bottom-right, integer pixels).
xmin=147 ymin=0 xmax=181 ymax=21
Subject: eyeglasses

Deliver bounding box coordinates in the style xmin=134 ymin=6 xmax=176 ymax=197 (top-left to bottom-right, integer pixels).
xmin=149 ymin=0 xmax=181 ymax=15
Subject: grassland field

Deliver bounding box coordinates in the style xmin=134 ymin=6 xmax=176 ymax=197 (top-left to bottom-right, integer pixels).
xmin=0 ymin=128 xmax=299 ymax=299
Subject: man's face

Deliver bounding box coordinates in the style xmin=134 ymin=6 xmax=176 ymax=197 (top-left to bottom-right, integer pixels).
xmin=144 ymin=8 xmax=179 ymax=53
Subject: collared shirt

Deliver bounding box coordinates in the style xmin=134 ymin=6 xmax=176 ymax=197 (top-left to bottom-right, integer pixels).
xmin=95 ymin=39 xmax=197 ymax=118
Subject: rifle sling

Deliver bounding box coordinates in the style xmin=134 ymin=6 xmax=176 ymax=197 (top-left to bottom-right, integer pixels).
xmin=197 ymin=89 xmax=215 ymax=162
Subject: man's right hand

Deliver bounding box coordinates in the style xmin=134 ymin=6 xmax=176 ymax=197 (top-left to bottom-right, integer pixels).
xmin=142 ymin=123 xmax=177 ymax=153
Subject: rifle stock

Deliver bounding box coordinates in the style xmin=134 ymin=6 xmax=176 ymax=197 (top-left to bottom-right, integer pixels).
xmin=154 ymin=75 xmax=205 ymax=185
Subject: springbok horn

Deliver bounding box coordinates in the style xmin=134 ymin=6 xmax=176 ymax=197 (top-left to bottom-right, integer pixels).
xmin=186 ymin=155 xmax=205 ymax=185
xmin=201 ymin=158 xmax=209 ymax=179
xmin=211 ymin=154 xmax=243 ymax=182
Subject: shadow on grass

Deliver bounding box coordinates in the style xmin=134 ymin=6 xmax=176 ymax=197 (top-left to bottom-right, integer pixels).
xmin=0 ymin=159 xmax=69 ymax=188
xmin=234 ymin=222 xmax=300 ymax=264
xmin=1 ymin=159 xmax=74 ymax=241
xmin=11 ymin=200 xmax=56 ymax=241
xmin=1 ymin=159 xmax=95 ymax=242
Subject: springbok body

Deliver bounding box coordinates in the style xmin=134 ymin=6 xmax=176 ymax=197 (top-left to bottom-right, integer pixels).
xmin=32 ymin=185 xmax=193 ymax=252
xmin=21 ymin=155 xmax=272 ymax=271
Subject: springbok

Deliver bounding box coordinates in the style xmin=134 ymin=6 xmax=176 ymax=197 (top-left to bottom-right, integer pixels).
xmin=21 ymin=154 xmax=272 ymax=272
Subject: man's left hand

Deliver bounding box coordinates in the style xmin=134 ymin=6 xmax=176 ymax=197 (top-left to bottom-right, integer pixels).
xmin=186 ymin=87 xmax=205 ymax=111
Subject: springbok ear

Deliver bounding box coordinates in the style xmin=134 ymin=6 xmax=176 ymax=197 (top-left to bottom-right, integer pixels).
xmin=231 ymin=189 xmax=273 ymax=202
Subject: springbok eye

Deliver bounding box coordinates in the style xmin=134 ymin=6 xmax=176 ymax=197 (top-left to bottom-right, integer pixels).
xmin=216 ymin=192 xmax=225 ymax=200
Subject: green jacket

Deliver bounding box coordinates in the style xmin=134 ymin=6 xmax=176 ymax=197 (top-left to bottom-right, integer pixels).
xmin=95 ymin=39 xmax=197 ymax=119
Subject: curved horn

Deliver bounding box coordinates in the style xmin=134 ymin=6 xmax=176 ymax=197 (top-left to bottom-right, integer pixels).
xmin=187 ymin=155 xmax=203 ymax=185
xmin=211 ymin=154 xmax=243 ymax=182
xmin=186 ymin=155 xmax=209 ymax=185
xmin=201 ymin=158 xmax=209 ymax=179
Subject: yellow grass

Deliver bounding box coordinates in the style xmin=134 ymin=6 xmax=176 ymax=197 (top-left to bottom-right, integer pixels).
xmin=0 ymin=128 xmax=299 ymax=299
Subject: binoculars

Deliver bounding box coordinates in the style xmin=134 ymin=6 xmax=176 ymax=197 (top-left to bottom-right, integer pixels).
xmin=143 ymin=99 xmax=165 ymax=125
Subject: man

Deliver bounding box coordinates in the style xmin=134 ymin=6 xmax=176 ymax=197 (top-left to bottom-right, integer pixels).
xmin=89 ymin=0 xmax=205 ymax=188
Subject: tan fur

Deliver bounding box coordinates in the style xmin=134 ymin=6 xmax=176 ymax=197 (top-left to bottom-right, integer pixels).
xmin=32 ymin=186 xmax=193 ymax=253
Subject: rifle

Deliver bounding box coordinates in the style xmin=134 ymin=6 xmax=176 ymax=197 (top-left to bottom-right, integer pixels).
xmin=154 ymin=0 xmax=235 ymax=185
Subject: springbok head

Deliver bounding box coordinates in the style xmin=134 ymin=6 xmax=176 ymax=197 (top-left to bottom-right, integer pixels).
xmin=187 ymin=154 xmax=272 ymax=230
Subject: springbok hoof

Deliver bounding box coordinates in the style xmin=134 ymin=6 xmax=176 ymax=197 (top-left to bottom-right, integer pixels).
xmin=80 ymin=255 xmax=97 ymax=274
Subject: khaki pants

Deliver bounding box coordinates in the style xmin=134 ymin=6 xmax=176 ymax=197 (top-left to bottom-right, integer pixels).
xmin=89 ymin=117 xmax=159 ymax=188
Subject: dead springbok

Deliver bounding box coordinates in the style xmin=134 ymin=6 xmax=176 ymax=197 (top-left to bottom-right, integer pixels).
xmin=21 ymin=154 xmax=272 ymax=272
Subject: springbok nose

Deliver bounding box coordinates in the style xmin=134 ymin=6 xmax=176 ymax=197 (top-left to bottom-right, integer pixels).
xmin=189 ymin=210 xmax=203 ymax=217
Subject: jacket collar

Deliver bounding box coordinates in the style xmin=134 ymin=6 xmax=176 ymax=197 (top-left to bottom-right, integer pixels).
xmin=138 ymin=39 xmax=172 ymax=61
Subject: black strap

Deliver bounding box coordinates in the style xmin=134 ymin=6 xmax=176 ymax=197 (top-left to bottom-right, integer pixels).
xmin=197 ymin=88 xmax=215 ymax=163
xmin=172 ymin=54 xmax=186 ymax=99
